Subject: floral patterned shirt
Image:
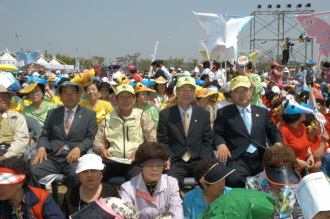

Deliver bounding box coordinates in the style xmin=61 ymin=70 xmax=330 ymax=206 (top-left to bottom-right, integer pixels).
xmin=246 ymin=172 xmax=303 ymax=219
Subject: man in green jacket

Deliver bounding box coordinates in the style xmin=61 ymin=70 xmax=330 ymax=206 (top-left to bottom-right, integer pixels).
xmin=93 ymin=84 xmax=157 ymax=182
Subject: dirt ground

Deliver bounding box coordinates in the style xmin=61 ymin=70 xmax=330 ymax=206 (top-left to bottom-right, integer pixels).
xmin=46 ymin=183 xmax=67 ymax=207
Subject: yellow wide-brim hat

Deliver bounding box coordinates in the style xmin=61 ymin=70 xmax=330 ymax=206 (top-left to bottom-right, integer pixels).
xmin=70 ymin=69 xmax=95 ymax=87
xmin=153 ymin=76 xmax=167 ymax=84
xmin=134 ymin=82 xmax=157 ymax=99
xmin=19 ymin=82 xmax=39 ymax=94
xmin=195 ymin=87 xmax=216 ymax=98
xmin=117 ymin=75 xmax=131 ymax=85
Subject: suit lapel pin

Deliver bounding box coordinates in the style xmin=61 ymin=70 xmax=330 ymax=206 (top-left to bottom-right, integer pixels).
xmin=256 ymin=114 xmax=259 ymax=117
xmin=195 ymin=120 xmax=197 ymax=122
xmin=79 ymin=115 xmax=82 ymax=118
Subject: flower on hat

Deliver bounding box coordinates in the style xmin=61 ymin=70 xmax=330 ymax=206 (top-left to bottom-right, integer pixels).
xmin=115 ymin=84 xmax=135 ymax=96
xmin=117 ymin=75 xmax=131 ymax=85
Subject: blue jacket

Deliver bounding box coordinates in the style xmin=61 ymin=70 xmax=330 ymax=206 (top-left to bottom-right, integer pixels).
xmin=0 ymin=186 xmax=65 ymax=219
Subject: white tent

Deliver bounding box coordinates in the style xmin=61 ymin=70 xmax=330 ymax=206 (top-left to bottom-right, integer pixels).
xmin=0 ymin=49 xmax=18 ymax=66
xmin=49 ymin=57 xmax=62 ymax=69
xmin=48 ymin=55 xmax=74 ymax=70
xmin=35 ymin=54 xmax=49 ymax=66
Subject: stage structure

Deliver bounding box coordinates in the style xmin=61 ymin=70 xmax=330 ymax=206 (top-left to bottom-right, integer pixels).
xmin=250 ymin=4 xmax=314 ymax=71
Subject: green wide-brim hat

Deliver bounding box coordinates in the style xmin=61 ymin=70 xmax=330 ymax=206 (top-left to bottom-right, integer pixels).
xmin=198 ymin=188 xmax=275 ymax=219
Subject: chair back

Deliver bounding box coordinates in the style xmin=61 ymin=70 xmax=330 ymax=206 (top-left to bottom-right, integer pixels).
xmin=23 ymin=115 xmax=42 ymax=142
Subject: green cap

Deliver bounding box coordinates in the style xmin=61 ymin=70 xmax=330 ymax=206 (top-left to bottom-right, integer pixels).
xmin=176 ymin=77 xmax=196 ymax=88
xmin=230 ymin=76 xmax=251 ymax=91
xmin=198 ymin=188 xmax=275 ymax=219
xmin=115 ymin=84 xmax=135 ymax=96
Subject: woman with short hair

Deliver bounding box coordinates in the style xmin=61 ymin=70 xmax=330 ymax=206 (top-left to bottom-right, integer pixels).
xmin=133 ymin=83 xmax=159 ymax=127
xmin=98 ymin=82 xmax=117 ymax=108
xmin=21 ymin=82 xmax=57 ymax=129
xmin=121 ymin=142 xmax=183 ymax=219
xmin=151 ymin=76 xmax=169 ymax=109
xmin=79 ymin=81 xmax=114 ymax=125
xmin=194 ymin=87 xmax=216 ymax=129
xmin=279 ymin=100 xmax=315 ymax=170
xmin=0 ymin=157 xmax=65 ymax=218
xmin=246 ymin=146 xmax=303 ymax=218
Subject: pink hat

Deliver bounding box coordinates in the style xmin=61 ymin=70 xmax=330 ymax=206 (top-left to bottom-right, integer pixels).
xmin=128 ymin=65 xmax=136 ymax=71
xmin=271 ymin=62 xmax=281 ymax=67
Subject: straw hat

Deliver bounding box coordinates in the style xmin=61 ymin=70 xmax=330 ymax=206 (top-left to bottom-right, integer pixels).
xmin=153 ymin=76 xmax=167 ymax=84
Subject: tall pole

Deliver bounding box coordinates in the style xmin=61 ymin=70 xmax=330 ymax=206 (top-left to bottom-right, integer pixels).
xmin=15 ymin=34 xmax=22 ymax=50
xmin=149 ymin=42 xmax=158 ymax=78
xmin=48 ymin=42 xmax=54 ymax=55
xmin=89 ymin=51 xmax=92 ymax=68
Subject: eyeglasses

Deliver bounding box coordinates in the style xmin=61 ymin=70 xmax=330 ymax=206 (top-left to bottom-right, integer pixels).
xmin=231 ymin=87 xmax=250 ymax=94
xmin=177 ymin=88 xmax=195 ymax=93
xmin=100 ymin=88 xmax=109 ymax=92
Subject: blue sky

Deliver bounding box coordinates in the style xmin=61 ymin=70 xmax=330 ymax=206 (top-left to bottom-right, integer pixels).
xmin=0 ymin=0 xmax=323 ymax=64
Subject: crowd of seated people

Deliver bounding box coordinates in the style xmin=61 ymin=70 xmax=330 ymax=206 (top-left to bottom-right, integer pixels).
xmin=1 ymin=59 xmax=330 ymax=218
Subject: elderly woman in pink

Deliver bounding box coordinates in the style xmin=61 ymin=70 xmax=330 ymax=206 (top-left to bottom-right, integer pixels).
xmin=120 ymin=142 xmax=183 ymax=219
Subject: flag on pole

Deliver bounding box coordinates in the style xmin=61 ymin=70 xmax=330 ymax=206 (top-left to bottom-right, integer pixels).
xmin=198 ymin=49 xmax=211 ymax=60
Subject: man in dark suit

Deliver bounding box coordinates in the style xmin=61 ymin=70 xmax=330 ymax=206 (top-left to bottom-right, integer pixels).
xmin=151 ymin=60 xmax=166 ymax=79
xmin=30 ymin=82 xmax=98 ymax=188
xmin=214 ymin=76 xmax=283 ymax=188
xmin=157 ymin=77 xmax=213 ymax=184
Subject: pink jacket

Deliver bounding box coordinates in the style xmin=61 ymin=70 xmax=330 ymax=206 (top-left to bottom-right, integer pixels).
xmin=120 ymin=173 xmax=183 ymax=219
xmin=269 ymin=69 xmax=283 ymax=86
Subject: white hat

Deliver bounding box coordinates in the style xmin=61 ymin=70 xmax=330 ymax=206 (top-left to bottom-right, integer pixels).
xmin=283 ymin=67 xmax=289 ymax=72
xmin=224 ymin=82 xmax=231 ymax=92
xmin=76 ymin=154 xmax=105 ymax=173
xmin=170 ymin=67 xmax=175 ymax=70
xmin=177 ymin=68 xmax=182 ymax=71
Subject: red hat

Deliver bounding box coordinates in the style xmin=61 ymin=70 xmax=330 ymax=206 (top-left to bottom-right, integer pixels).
xmin=93 ymin=65 xmax=100 ymax=70
xmin=128 ymin=65 xmax=136 ymax=71
xmin=51 ymin=70 xmax=56 ymax=73
xmin=271 ymin=62 xmax=281 ymax=67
